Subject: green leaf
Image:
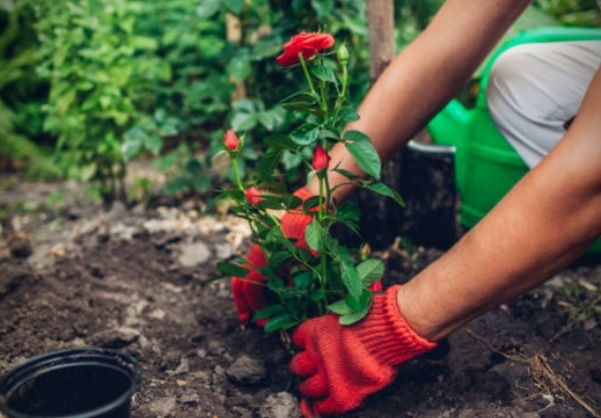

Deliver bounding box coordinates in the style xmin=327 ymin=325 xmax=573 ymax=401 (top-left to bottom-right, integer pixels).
xmin=309 ymin=288 xmax=326 ymax=302
xmin=363 ymin=182 xmax=405 ymax=207
xmin=305 ymin=219 xmax=323 ymax=252
xmin=264 ymin=313 xmax=299 ymax=333
xmin=340 ymin=110 xmax=360 ymax=122
xmin=227 ymin=54 xmax=252 ymax=82
xmin=217 ymin=261 xmax=249 ymax=278
xmin=281 ymin=92 xmax=319 ymax=113
xmin=346 ymin=140 xmax=381 ymax=179
xmin=122 ymin=126 xmax=146 ymax=161
xmin=185 ymin=159 xmax=203 ymax=176
xmin=251 ymin=37 xmax=282 ymax=60
xmin=311 ymin=64 xmax=337 ymax=83
xmin=345 ymin=288 xmax=371 ymax=310
xmin=290 ymin=123 xmax=320 ymax=146
xmin=257 ymin=109 xmax=283 ymax=131
xmin=280 ymin=194 xmax=303 ymax=210
xmin=196 ymin=0 xmax=221 ymax=18
xmin=164 ymin=176 xmax=191 ymax=195
xmin=327 ymin=299 xmax=353 ymax=315
xmin=253 ymin=304 xmax=286 ymax=321
xmin=224 ymin=0 xmax=244 ymax=15
xmin=144 ymin=133 xmax=162 ymax=155
xmin=80 ymin=163 xmax=97 ymax=182
xmin=257 ymin=148 xmax=283 ymax=181
xmin=56 ymin=89 xmax=76 ymax=116
xmin=283 ymin=150 xmax=302 ymax=171
xmin=293 ymin=270 xmax=312 ymax=290
xmin=220 ymin=188 xmax=245 ymax=201
xmin=343 ymin=129 xmax=371 ymax=142
xmin=332 ymin=168 xmax=360 ymax=181
xmin=339 ymin=297 xmax=372 ymax=326
xmin=357 ymin=259 xmax=384 ymax=287
xmin=265 ymin=227 xmax=296 ymax=254
xmin=192 ymin=176 xmax=211 ymax=192
xmin=336 ymin=201 xmax=360 ymax=222
xmin=231 ymin=111 xmax=257 ymax=132
xmin=311 ymin=0 xmax=334 ymax=18
xmin=264 ymin=134 xmax=301 ymax=152
xmin=303 ymin=196 xmax=321 ymax=211
xmin=257 ymin=196 xmax=285 ymax=210
xmin=339 ymin=248 xmax=363 ymax=300
xmin=131 ymin=36 xmax=158 ymax=51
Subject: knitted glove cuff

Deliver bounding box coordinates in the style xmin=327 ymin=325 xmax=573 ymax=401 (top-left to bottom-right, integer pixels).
xmin=356 ymin=285 xmax=437 ymax=366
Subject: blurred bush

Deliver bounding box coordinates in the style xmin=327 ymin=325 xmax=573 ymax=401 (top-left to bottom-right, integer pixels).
xmin=2 ymin=0 xmax=596 ymax=203
xmin=0 ymin=0 xmax=58 ymax=178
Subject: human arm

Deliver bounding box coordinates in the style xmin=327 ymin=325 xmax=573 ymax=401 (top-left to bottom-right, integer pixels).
xmin=292 ymin=0 xmax=601 ymax=415
xmin=292 ymin=69 xmax=601 ymax=414
xmin=399 ymin=64 xmax=601 ymax=341
xmin=308 ymin=0 xmax=532 ymax=201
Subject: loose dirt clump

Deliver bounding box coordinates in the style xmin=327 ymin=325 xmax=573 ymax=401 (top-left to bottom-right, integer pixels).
xmin=1 ymin=179 xmax=600 ymax=417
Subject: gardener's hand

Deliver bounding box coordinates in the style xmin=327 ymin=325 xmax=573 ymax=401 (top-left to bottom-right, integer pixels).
xmin=290 ymin=285 xmax=437 ymax=417
xmin=231 ymin=187 xmax=314 ymax=327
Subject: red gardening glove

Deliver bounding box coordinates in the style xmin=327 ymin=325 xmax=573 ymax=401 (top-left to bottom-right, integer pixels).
xmin=289 ymin=285 xmax=437 ymax=417
xmin=232 ymin=187 xmax=313 ymax=327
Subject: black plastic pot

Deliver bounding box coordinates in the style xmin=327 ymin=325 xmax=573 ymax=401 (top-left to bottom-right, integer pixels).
xmin=0 ymin=348 xmax=141 ymax=418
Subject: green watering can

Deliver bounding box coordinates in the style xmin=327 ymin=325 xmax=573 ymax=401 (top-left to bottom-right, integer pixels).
xmin=426 ymin=26 xmax=601 ymax=254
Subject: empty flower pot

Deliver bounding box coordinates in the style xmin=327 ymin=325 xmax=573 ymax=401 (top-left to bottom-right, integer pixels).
xmin=0 ymin=348 xmax=141 ymax=418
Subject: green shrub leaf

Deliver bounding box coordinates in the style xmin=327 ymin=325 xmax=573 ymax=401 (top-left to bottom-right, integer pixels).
xmin=264 ymin=313 xmax=299 ymax=333
xmin=363 ymin=182 xmax=405 ymax=207
xmin=290 ymin=123 xmax=320 ymax=146
xmin=327 ymin=299 xmax=353 ymax=315
xmin=345 ymin=140 xmax=381 ymax=179
xmin=339 ymin=248 xmax=363 ymax=300
xmin=217 ymin=261 xmax=249 ymax=278
xmin=311 ymin=64 xmax=337 ymax=83
xmin=305 ymin=219 xmax=323 ymax=252
xmin=357 ymin=259 xmax=384 ymax=286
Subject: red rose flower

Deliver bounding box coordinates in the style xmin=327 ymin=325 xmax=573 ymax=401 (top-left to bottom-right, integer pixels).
xmin=224 ymin=129 xmax=239 ymax=151
xmin=276 ymin=31 xmax=335 ymax=67
xmin=244 ymin=187 xmax=264 ymax=205
xmin=312 ymin=145 xmax=330 ymax=171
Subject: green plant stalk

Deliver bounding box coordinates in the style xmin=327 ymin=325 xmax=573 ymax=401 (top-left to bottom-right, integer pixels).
xmin=319 ymin=79 xmax=328 ymax=115
xmin=317 ymin=170 xmax=327 ymax=315
xmin=337 ymin=64 xmax=348 ymax=109
xmin=298 ymin=53 xmax=318 ymax=100
xmin=231 ymin=153 xmax=245 ymax=193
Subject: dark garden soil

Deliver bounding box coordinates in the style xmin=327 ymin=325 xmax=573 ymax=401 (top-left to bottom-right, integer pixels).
xmin=1 ymin=176 xmax=601 ymax=418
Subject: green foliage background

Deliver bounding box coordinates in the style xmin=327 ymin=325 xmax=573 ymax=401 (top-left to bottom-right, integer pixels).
xmin=0 ymin=0 xmax=598 ymax=202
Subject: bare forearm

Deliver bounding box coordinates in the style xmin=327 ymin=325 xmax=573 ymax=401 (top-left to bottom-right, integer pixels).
xmin=400 ymin=67 xmax=601 ymax=341
xmin=309 ymin=0 xmax=531 ymax=199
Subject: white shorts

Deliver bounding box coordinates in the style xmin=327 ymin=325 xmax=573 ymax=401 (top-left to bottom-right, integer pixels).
xmin=486 ymin=40 xmax=601 ymax=168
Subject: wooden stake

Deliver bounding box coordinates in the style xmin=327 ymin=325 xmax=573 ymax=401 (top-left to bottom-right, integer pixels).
xmin=366 ymin=0 xmax=395 ymax=83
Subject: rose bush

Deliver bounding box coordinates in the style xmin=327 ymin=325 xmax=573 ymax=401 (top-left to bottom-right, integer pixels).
xmin=212 ymin=32 xmax=404 ymax=333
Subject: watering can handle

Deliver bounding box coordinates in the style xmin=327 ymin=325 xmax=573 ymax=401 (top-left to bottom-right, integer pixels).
xmin=427 ymin=98 xmax=471 ymax=149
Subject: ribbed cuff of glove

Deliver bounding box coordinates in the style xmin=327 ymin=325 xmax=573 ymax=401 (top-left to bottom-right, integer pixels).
xmin=355 ymin=285 xmax=437 ymax=366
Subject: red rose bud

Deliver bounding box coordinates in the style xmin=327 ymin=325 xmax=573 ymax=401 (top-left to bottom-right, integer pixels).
xmin=224 ymin=129 xmax=239 ymax=151
xmin=276 ymin=31 xmax=335 ymax=67
xmin=244 ymin=187 xmax=264 ymax=205
xmin=312 ymin=145 xmax=330 ymax=171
